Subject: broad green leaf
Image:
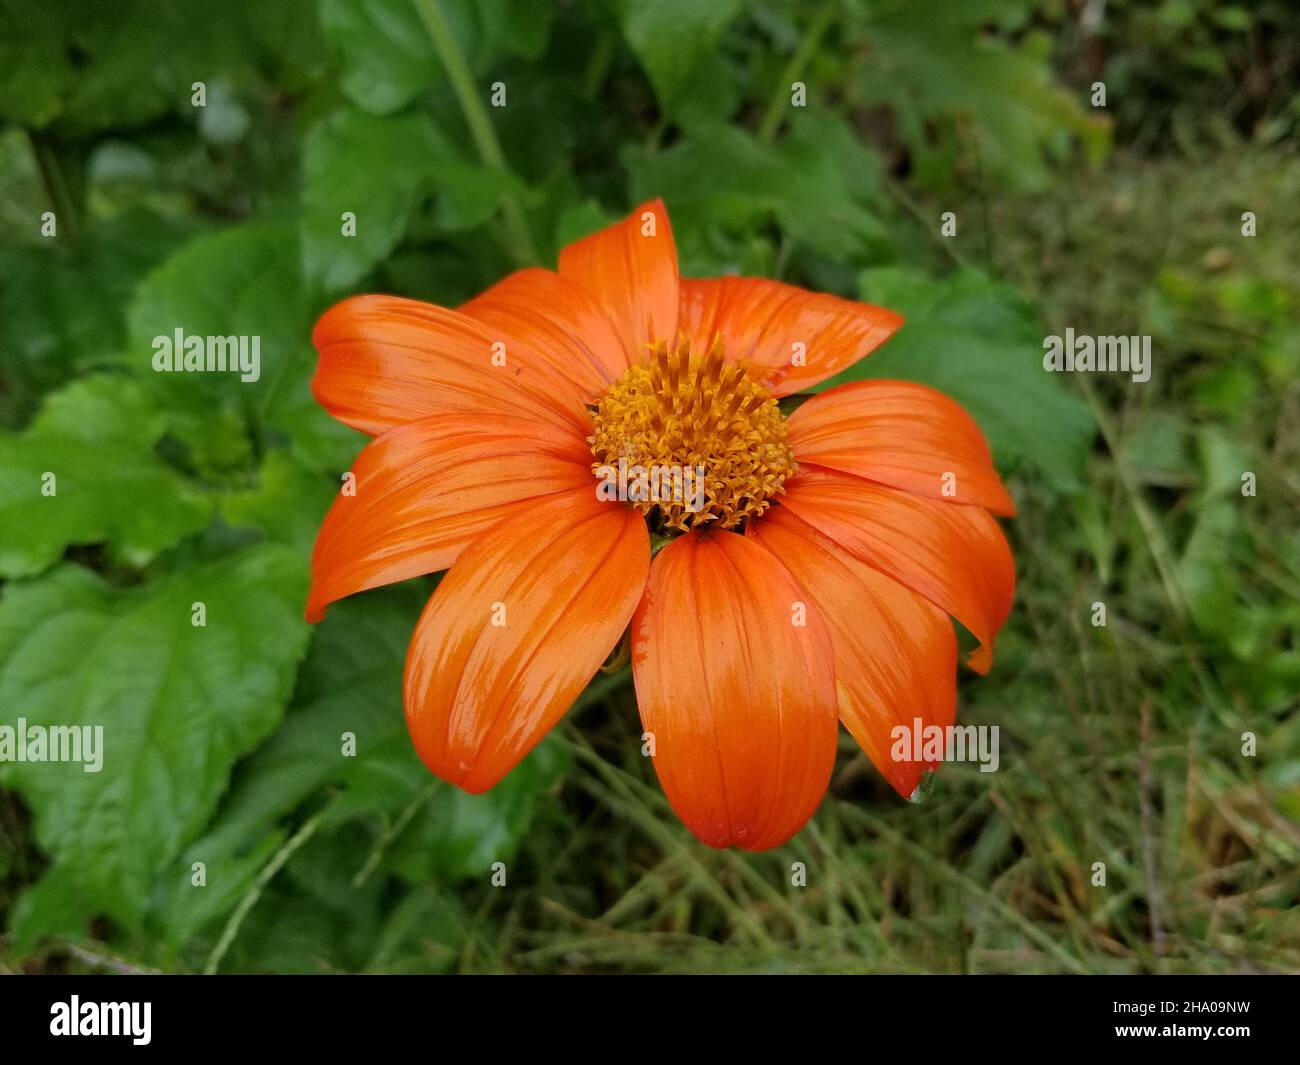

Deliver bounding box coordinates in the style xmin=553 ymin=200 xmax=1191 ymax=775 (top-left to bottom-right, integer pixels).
xmin=127 ymin=224 xmax=308 ymax=412
xmin=57 ymin=3 xmax=247 ymax=132
xmin=155 ymin=585 xmax=568 ymax=947
xmin=0 ymin=0 xmax=322 ymax=133
xmin=5 ymin=864 xmax=99 ymax=954
xmin=817 ymin=267 xmax=1094 ymax=491
xmin=300 ymin=107 xmax=522 ymax=292
xmin=127 ymin=223 xmax=361 ymax=473
xmin=0 ymin=544 xmax=311 ymax=934
xmin=219 ymin=449 xmax=334 ymax=557
xmin=301 ymin=107 xmax=447 ymax=291
xmin=321 ymin=0 xmax=554 ymax=116
xmin=0 ymin=375 xmax=213 ymax=579
xmin=614 ymin=0 xmax=746 ymax=113
xmin=425 ymin=160 xmax=530 ymax=233
xmin=0 ymin=210 xmax=193 ymax=422
xmin=320 ymin=0 xmax=439 ymax=115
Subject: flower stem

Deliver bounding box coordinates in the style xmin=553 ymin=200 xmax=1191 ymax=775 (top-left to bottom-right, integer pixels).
xmin=203 ymin=810 xmax=323 ymax=975
xmin=757 ymin=6 xmax=835 ymax=144
xmin=582 ymin=29 xmax=615 ymax=101
xmin=411 ymin=0 xmax=538 ymax=265
xmin=29 ymin=131 xmax=79 ymax=247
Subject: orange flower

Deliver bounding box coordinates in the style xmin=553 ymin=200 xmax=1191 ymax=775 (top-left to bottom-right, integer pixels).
xmin=307 ymin=199 xmax=1015 ymax=851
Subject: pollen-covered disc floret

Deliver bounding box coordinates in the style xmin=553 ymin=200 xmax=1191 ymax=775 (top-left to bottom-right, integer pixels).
xmin=589 ymin=342 xmax=796 ymax=531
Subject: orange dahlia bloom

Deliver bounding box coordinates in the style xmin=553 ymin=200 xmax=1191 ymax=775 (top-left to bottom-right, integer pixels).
xmin=307 ymin=199 xmax=1015 ymax=851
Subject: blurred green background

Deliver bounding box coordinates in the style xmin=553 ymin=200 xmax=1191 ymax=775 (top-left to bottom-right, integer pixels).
xmin=1 ymin=0 xmax=1297 ymax=974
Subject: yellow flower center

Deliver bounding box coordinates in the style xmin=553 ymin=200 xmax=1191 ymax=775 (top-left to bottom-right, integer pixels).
xmin=588 ymin=342 xmax=796 ymax=532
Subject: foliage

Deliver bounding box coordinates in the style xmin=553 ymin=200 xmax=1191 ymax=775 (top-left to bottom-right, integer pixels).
xmin=0 ymin=0 xmax=1294 ymax=974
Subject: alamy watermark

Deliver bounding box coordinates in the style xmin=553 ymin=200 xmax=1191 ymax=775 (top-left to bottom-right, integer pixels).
xmin=0 ymin=719 xmax=103 ymax=773
xmin=152 ymin=328 xmax=260 ymax=382
xmin=1043 ymin=328 xmax=1151 ymax=383
xmin=50 ymin=997 xmax=150 ymax=1045
xmin=595 ymin=458 xmax=706 ymax=513
xmin=890 ymin=718 xmax=1000 ymax=774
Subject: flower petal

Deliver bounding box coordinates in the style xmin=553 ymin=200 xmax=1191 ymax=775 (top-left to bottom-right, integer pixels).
xmin=788 ymin=380 xmax=1016 ymax=516
xmin=306 ymin=412 xmax=594 ymax=623
xmin=631 ymin=530 xmax=838 ymax=851
xmin=558 ymin=198 xmax=679 ymax=359
xmin=404 ymin=488 xmax=649 ymax=794
xmin=312 ymin=294 xmax=589 ymax=437
xmin=458 ymin=267 xmax=634 ymax=398
xmin=749 ymin=507 xmax=957 ymax=798
xmin=779 ymin=468 xmax=1014 ymax=673
xmin=677 ymin=277 xmax=903 ymax=396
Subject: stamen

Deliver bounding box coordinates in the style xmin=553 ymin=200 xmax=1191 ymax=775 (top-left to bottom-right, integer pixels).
xmin=588 ymin=342 xmax=796 ymax=532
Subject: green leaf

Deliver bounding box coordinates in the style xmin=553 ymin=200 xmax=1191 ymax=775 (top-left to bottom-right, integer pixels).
xmin=673 ymin=52 xmax=744 ymax=132
xmin=0 ymin=0 xmax=323 ymax=133
xmin=626 ymin=115 xmax=890 ymax=272
xmin=301 ymin=107 xmax=447 ymax=291
xmin=854 ymin=1 xmax=1109 ymax=192
xmin=0 ymin=2 xmax=78 ymax=127
xmin=155 ymin=585 xmax=568 ymax=947
xmin=818 ymin=267 xmax=1094 ymax=491
xmin=127 ymin=223 xmax=361 ymax=473
xmin=219 ymin=449 xmax=334 ymax=557
xmin=378 ymin=736 xmax=567 ymax=883
xmin=426 ymin=160 xmax=529 ymax=233
xmin=614 ymin=0 xmax=746 ymax=113
xmin=0 ymin=375 xmax=213 ymax=579
xmin=0 ymin=210 xmax=193 ymax=422
xmin=320 ymin=0 xmax=443 ymax=115
xmin=0 ymin=544 xmax=311 ymax=935
xmin=5 ymin=864 xmax=99 ymax=954
xmin=480 ymin=0 xmax=554 ymax=61
xmin=554 ymin=199 xmax=617 ymax=249
xmin=770 ymin=115 xmax=892 ymax=263
xmin=321 ymin=0 xmax=554 ymax=116
xmin=128 ymin=224 xmax=307 ymax=408
xmin=242 ymin=0 xmax=329 ymax=91
xmin=56 ymin=3 xmax=241 ymax=132
xmin=300 ymin=106 xmax=525 ymax=292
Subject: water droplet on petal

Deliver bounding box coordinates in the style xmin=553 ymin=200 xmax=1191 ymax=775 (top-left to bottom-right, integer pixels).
xmin=908 ymin=770 xmax=938 ymax=804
